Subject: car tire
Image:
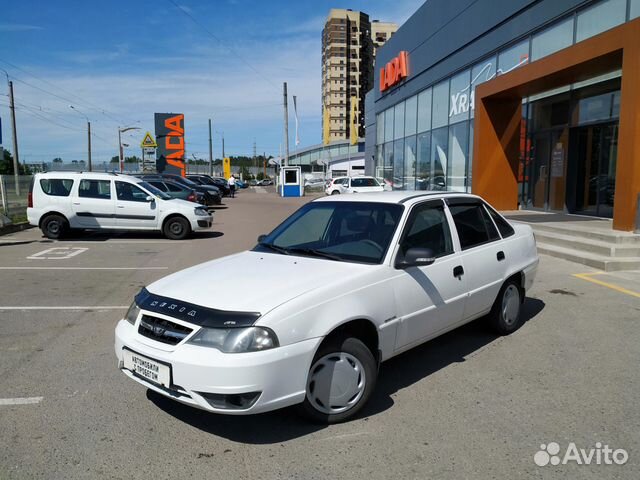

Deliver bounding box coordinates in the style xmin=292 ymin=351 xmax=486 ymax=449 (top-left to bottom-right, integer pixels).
xmin=330 ymin=190 xmax=340 ymax=195
xmin=41 ymin=214 xmax=68 ymax=239
xmin=163 ymin=216 xmax=191 ymax=240
xmin=488 ymin=278 xmax=523 ymax=335
xmin=299 ymin=336 xmax=377 ymax=424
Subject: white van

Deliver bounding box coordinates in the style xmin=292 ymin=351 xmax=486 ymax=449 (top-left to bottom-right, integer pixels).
xmin=27 ymin=172 xmax=213 ymax=240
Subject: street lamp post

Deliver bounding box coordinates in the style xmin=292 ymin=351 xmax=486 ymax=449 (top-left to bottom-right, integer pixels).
xmin=69 ymin=105 xmax=91 ymax=171
xmin=118 ymin=126 xmax=141 ymax=173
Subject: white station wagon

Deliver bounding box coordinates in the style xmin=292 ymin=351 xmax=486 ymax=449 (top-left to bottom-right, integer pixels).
xmin=27 ymin=172 xmax=212 ymax=240
xmin=325 ymin=176 xmax=385 ymax=195
xmin=115 ymin=192 xmax=538 ymax=423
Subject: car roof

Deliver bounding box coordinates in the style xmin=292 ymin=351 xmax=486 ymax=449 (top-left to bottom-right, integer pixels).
xmin=35 ymin=171 xmax=141 ymax=182
xmin=313 ymin=191 xmax=483 ymax=206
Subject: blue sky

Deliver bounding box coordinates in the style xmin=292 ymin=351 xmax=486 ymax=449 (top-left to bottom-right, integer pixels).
xmin=0 ymin=0 xmax=420 ymax=165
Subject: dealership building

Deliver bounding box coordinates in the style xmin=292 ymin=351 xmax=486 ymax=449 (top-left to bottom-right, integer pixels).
xmin=365 ymin=0 xmax=640 ymax=231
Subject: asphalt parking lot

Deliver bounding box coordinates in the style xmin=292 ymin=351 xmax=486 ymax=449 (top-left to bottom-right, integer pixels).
xmin=0 ymin=188 xmax=638 ymax=480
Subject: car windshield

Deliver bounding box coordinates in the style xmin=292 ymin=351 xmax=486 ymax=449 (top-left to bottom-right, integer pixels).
xmin=254 ymin=201 xmax=404 ymax=264
xmin=138 ymin=181 xmax=172 ymax=200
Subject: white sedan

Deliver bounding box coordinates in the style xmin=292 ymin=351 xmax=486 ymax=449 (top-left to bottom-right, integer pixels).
xmin=115 ymin=192 xmax=538 ymax=423
xmin=325 ymin=176 xmax=385 ymax=195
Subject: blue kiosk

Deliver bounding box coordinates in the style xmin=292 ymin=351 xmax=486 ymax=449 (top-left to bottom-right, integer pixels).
xmin=280 ymin=166 xmax=304 ymax=197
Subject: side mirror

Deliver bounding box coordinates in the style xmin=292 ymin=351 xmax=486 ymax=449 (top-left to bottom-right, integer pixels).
xmin=396 ymin=248 xmax=436 ymax=269
xmin=146 ymin=195 xmax=155 ymax=202
xmin=257 ymin=234 xmax=267 ymax=243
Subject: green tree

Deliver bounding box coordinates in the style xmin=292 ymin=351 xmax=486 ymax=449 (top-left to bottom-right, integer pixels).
xmin=52 ymin=157 xmax=63 ymax=164
xmin=0 ymin=150 xmax=32 ymax=175
xmin=110 ymin=156 xmax=119 ymax=164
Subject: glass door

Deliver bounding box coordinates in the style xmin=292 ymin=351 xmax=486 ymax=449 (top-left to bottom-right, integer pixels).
xmin=529 ymin=129 xmax=567 ymax=211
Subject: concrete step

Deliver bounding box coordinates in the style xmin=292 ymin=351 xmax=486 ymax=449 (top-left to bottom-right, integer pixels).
xmin=523 ymin=222 xmax=640 ymax=245
xmin=533 ymin=230 xmax=640 ymax=258
xmin=536 ymin=243 xmax=640 ymax=272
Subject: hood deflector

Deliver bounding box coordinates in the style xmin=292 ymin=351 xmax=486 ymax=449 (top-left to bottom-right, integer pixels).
xmin=135 ymin=288 xmax=261 ymax=327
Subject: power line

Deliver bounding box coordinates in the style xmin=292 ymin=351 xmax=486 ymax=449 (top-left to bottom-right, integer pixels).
xmin=166 ymin=0 xmax=281 ymax=93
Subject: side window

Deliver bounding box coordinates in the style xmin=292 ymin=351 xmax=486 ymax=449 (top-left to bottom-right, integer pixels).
xmin=400 ymin=202 xmax=453 ymax=258
xmin=351 ymin=178 xmax=364 ymax=187
xmin=116 ymin=181 xmax=149 ymax=202
xmin=165 ymin=183 xmax=182 ymax=192
xmin=78 ymin=180 xmax=111 ymax=200
xmin=484 ymin=204 xmax=515 ymax=238
xmin=40 ymin=178 xmax=73 ymax=197
xmin=448 ymin=203 xmax=500 ymax=250
xmin=149 ymin=182 xmax=167 ymax=192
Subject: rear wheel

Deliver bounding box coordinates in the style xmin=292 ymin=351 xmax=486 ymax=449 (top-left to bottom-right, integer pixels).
xmin=41 ymin=214 xmax=67 ymax=239
xmin=163 ymin=216 xmax=191 ymax=240
xmin=299 ymin=336 xmax=377 ymax=424
xmin=488 ymin=278 xmax=522 ymax=334
xmin=330 ymin=190 xmax=340 ymax=195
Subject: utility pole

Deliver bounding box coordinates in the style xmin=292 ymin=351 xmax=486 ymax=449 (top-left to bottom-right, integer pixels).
xmin=208 ymin=119 xmax=213 ymax=176
xmin=87 ymin=121 xmax=92 ymax=171
xmin=283 ymin=82 xmax=289 ymax=167
xmin=8 ymin=80 xmax=20 ymax=195
xmin=222 ymin=132 xmax=225 ymax=158
xmin=263 ymin=151 xmax=266 ymax=179
xmin=253 ymin=139 xmax=256 ymax=178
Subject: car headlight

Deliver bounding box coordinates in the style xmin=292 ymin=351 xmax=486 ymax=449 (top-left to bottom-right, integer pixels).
xmin=186 ymin=326 xmax=278 ymax=353
xmin=194 ymin=207 xmax=209 ymax=216
xmin=124 ymin=301 xmax=140 ymax=325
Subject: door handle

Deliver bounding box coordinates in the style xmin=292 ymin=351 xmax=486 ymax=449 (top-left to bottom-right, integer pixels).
xmin=497 ymin=251 xmax=505 ymax=261
xmin=453 ymin=265 xmax=464 ymax=277
xmin=117 ymin=205 xmax=125 ymax=209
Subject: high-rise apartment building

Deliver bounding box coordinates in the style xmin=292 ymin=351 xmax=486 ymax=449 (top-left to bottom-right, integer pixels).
xmin=321 ymin=9 xmax=397 ymax=142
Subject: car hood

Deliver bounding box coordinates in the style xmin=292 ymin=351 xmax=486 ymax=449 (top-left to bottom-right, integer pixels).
xmin=163 ymin=198 xmax=203 ymax=209
xmin=145 ymin=250 xmax=371 ymax=314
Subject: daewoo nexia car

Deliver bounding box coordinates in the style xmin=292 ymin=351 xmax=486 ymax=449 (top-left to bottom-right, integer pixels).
xmin=115 ymin=192 xmax=538 ymax=423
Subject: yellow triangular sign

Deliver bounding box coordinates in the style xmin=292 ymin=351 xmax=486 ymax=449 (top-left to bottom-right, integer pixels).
xmin=140 ymin=132 xmax=157 ymax=148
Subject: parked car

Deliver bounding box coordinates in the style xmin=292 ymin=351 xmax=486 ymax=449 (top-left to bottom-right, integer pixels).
xmin=258 ymin=178 xmax=273 ymax=186
xmin=145 ymin=179 xmax=204 ymax=204
xmin=325 ymin=176 xmax=385 ymax=195
xmin=304 ymin=177 xmax=325 ymax=188
xmin=187 ymin=175 xmax=231 ymax=197
xmin=235 ymin=179 xmax=247 ymax=189
xmin=115 ymin=192 xmax=538 ymax=422
xmin=139 ymin=174 xmax=221 ymax=205
xmin=28 ymin=172 xmax=212 ymax=240
xmin=249 ymin=179 xmax=258 ymax=186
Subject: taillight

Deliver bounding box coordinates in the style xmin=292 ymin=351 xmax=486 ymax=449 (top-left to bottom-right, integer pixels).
xmin=28 ymin=192 xmax=33 ymax=208
xmin=187 ymin=192 xmax=196 ymax=202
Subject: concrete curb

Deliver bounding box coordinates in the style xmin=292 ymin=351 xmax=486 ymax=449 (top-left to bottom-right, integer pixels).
xmin=0 ymin=222 xmax=33 ymax=237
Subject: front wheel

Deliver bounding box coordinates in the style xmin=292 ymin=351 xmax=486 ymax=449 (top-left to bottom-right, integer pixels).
xmin=299 ymin=337 xmax=377 ymax=424
xmin=488 ymin=279 xmax=522 ymax=335
xmin=163 ymin=216 xmax=191 ymax=240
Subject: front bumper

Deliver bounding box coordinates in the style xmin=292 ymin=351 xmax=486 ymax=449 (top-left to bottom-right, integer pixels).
xmin=190 ymin=214 xmax=213 ymax=231
xmin=115 ymin=319 xmax=320 ymax=415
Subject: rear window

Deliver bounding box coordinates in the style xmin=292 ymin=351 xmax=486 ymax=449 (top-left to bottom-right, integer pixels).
xmin=484 ymin=204 xmax=515 ymax=238
xmin=351 ymin=177 xmax=379 ymax=187
xmin=39 ymin=178 xmax=74 ymax=197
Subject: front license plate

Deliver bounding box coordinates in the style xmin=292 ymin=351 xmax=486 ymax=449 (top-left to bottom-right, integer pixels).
xmin=123 ymin=350 xmax=170 ymax=387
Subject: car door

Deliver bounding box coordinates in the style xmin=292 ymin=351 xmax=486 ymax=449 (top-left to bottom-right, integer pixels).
xmin=114 ymin=181 xmax=158 ymax=229
xmin=445 ymin=197 xmax=507 ymax=320
xmin=392 ymin=199 xmax=468 ymax=351
xmin=71 ymin=178 xmax=116 ymax=228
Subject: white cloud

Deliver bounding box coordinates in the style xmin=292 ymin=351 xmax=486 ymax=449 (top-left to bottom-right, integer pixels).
xmin=0 ymin=23 xmax=43 ymax=32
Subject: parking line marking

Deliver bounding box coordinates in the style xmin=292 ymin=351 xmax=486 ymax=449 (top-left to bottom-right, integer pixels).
xmin=573 ymin=272 xmax=640 ymax=299
xmin=0 ymin=267 xmax=168 ymax=270
xmin=0 ymin=306 xmax=128 ymax=310
xmin=27 ymin=247 xmax=88 ymax=260
xmin=0 ymin=397 xmax=43 ymax=406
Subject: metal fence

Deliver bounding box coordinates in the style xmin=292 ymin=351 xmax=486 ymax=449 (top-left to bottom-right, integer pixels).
xmin=0 ymin=175 xmax=32 ymax=223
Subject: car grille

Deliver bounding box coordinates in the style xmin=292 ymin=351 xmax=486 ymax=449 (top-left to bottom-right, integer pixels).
xmin=138 ymin=315 xmax=193 ymax=345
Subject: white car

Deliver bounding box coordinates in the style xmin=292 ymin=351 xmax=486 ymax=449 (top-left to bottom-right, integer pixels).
xmin=325 ymin=176 xmax=385 ymax=195
xmin=115 ymin=192 xmax=538 ymax=422
xmin=27 ymin=172 xmax=212 ymax=240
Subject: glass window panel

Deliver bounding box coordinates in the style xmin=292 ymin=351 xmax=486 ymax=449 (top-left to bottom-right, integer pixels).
xmin=447 ymin=121 xmax=469 ymax=192
xmin=576 ymin=0 xmax=626 ymax=42
xmin=531 ymin=18 xmax=574 ymax=61
xmin=497 ymin=39 xmax=530 ymax=75
xmin=404 ymin=135 xmax=417 ymax=191
xmin=376 ymin=113 xmax=384 ymax=145
xmin=416 ymin=132 xmax=431 ymax=191
xmin=375 ymin=145 xmax=384 ymax=179
xmin=404 ymin=95 xmax=418 ymax=136
xmin=393 ymin=139 xmax=405 ymax=189
xmin=431 ymin=127 xmax=448 ymax=190
xmin=612 ymin=90 xmax=620 ymax=118
xmin=432 ymin=80 xmax=450 ymax=129
xmin=449 ymin=69 xmax=471 ymax=124
xmin=383 ymin=141 xmax=394 ymax=185
xmin=470 ymin=57 xmax=496 ymax=119
xmin=393 ymin=102 xmax=405 ymax=140
xmin=417 ymin=87 xmax=432 ymax=133
xmin=468 ymin=120 xmax=474 ymax=193
xmin=384 ymin=108 xmax=394 ymax=143
xmin=632 ymin=0 xmax=640 ymax=18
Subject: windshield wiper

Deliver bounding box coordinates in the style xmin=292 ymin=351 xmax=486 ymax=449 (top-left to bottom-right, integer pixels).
xmin=287 ymin=247 xmax=343 ymax=261
xmin=258 ymin=242 xmax=291 ymax=255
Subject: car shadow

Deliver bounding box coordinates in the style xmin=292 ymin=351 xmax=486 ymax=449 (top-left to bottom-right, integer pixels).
xmin=38 ymin=230 xmax=225 ymax=242
xmin=146 ymin=297 xmax=545 ymax=443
